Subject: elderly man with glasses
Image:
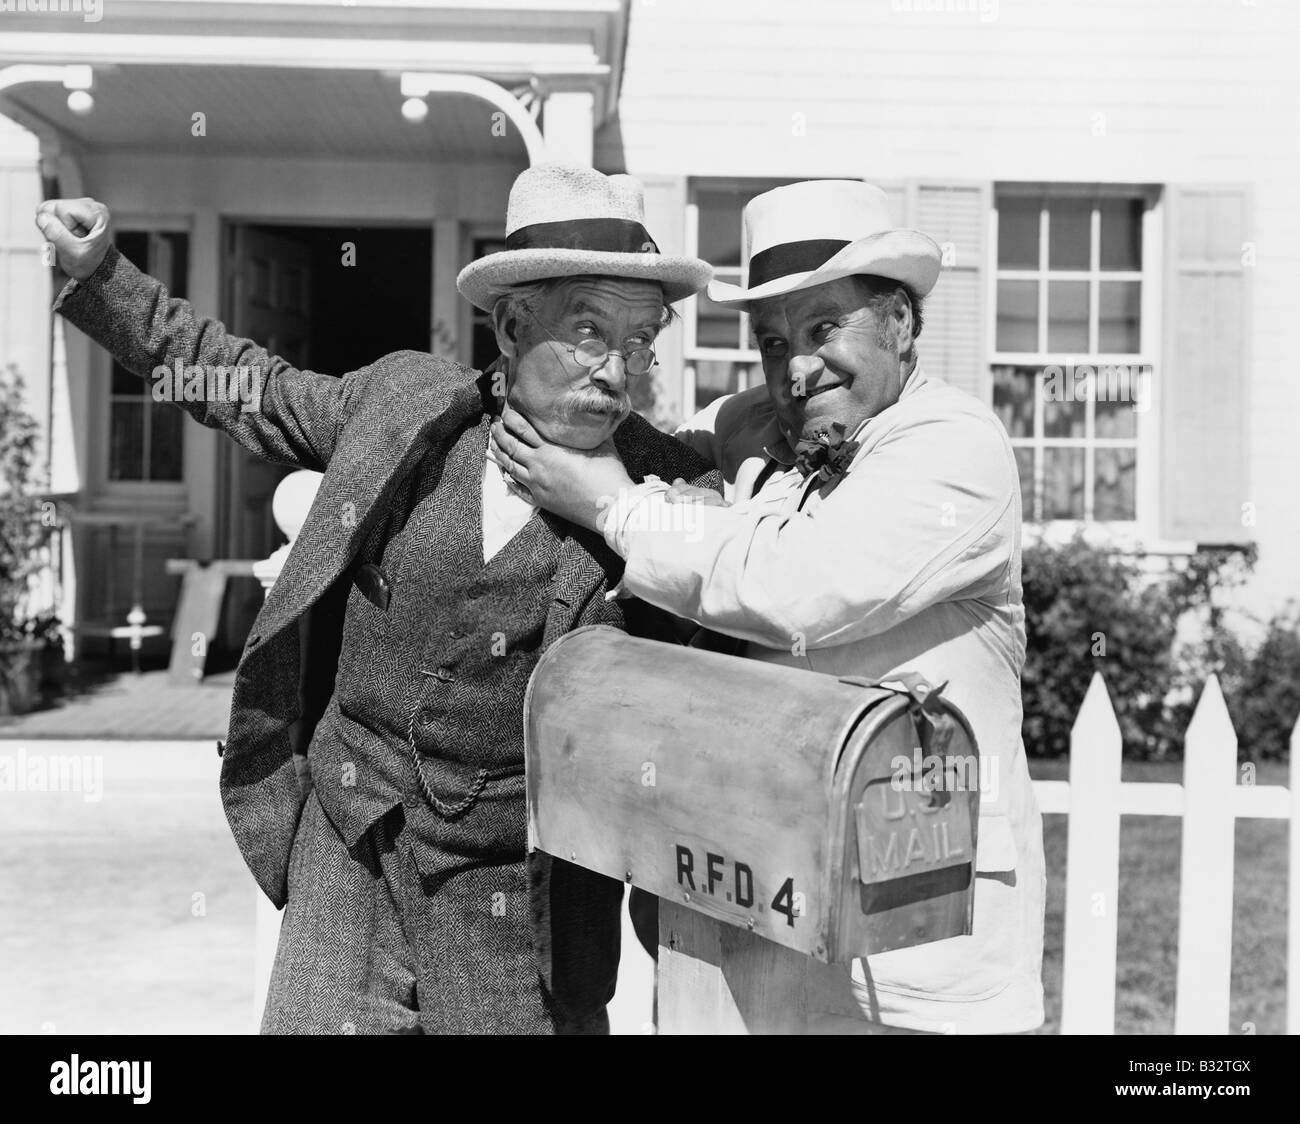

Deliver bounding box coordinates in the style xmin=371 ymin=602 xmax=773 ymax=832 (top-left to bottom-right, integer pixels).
xmin=37 ymin=163 xmax=718 ymax=1035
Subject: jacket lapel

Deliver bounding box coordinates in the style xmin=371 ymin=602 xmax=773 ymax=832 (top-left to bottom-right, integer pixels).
xmin=257 ymin=365 xmax=486 ymax=644
xmin=540 ymin=512 xmax=619 ymax=647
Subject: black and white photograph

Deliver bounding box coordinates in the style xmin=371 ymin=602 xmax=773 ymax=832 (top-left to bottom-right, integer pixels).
xmin=0 ymin=0 xmax=1295 ymax=1088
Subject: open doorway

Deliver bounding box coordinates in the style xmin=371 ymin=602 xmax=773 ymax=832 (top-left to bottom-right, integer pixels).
xmin=212 ymin=222 xmax=432 ymax=662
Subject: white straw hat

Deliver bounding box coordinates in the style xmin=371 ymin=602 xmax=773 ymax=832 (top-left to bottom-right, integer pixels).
xmin=457 ymin=163 xmax=713 ymax=312
xmin=708 ymin=180 xmax=942 ymax=306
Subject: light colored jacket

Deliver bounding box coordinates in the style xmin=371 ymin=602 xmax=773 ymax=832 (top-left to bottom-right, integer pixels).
xmin=605 ymin=366 xmax=1046 ymax=1033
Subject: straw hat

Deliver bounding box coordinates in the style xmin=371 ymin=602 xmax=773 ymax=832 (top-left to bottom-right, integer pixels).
xmin=708 ymin=180 xmax=942 ymax=306
xmin=457 ymin=163 xmax=713 ymax=311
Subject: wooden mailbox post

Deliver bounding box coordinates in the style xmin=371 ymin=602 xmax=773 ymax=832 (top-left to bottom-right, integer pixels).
xmin=525 ymin=626 xmax=981 ymax=1034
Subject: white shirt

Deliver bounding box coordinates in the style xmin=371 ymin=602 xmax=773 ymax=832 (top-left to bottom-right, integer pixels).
xmin=600 ymin=367 xmax=1046 ymax=1033
xmin=481 ymin=433 xmax=538 ymax=562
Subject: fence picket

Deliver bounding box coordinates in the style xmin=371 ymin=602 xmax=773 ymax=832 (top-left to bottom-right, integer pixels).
xmin=1174 ymin=675 xmax=1238 ymax=1034
xmin=1060 ymin=672 xmax=1122 ymax=1034
xmin=1289 ymin=716 xmax=1299 ymax=1035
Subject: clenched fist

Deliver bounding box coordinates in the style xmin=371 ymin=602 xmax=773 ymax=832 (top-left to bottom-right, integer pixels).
xmin=35 ymin=197 xmax=112 ymax=281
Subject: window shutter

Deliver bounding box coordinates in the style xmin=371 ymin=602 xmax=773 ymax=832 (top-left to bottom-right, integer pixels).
xmin=907 ymin=182 xmax=989 ymax=401
xmin=1160 ymin=186 xmax=1252 ymax=544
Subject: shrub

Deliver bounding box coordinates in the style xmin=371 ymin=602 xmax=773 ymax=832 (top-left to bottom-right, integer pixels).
xmin=1021 ymin=533 xmax=1182 ymax=758
xmin=0 ymin=364 xmax=61 ymax=711
xmin=1232 ymin=612 xmax=1300 ymax=761
xmin=1021 ymin=534 xmax=1297 ymax=762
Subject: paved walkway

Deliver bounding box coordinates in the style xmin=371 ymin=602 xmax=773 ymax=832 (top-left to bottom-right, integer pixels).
xmin=0 ymin=740 xmax=252 ymax=1034
xmin=0 ymin=669 xmax=234 ymax=741
xmin=0 ymin=671 xmax=658 ymax=1034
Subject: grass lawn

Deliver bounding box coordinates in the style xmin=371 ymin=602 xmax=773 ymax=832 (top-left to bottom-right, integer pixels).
xmin=1030 ymin=756 xmax=1289 ymax=1035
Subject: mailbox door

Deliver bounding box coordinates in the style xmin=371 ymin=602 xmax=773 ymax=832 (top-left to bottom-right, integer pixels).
xmin=827 ymin=696 xmax=980 ymax=959
xmin=525 ymin=627 xmax=882 ymax=960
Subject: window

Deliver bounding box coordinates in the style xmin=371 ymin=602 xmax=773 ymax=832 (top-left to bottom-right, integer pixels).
xmin=684 ymin=180 xmax=798 ymax=413
xmin=109 ymin=231 xmax=188 ymax=482
xmin=991 ymin=188 xmax=1155 ymax=523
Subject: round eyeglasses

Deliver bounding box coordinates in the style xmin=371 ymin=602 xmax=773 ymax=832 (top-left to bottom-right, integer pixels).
xmin=519 ymin=304 xmax=658 ymax=377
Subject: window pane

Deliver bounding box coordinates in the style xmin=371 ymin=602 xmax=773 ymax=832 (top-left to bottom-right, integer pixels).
xmin=1043 ymin=382 xmax=1086 ymax=438
xmin=109 ymin=401 xmax=144 ymax=481
xmin=1099 ymin=198 xmax=1143 ymax=271
xmin=1047 ymin=280 xmax=1089 ymax=351
xmin=992 ymin=366 xmax=1035 ymax=437
xmin=471 ymin=320 xmax=499 ymax=372
xmin=111 ymin=360 xmax=141 ymax=396
xmin=149 ymin=403 xmax=184 ymax=482
xmin=996 ymin=280 xmax=1038 ymax=352
xmin=1094 ymin=447 xmax=1137 ymax=520
xmin=693 ymin=360 xmax=745 ymax=410
xmin=1048 ymin=198 xmax=1092 ymax=270
xmin=114 ymin=230 xmax=149 ymax=271
xmin=997 ymin=197 xmax=1040 ymax=269
xmin=1098 ymin=280 xmax=1141 ymax=352
xmin=1042 ymin=447 xmax=1085 ymax=519
xmin=1094 ymin=365 xmax=1143 ymax=437
xmin=696 ymin=187 xmax=750 ymax=267
xmin=696 ymin=291 xmax=743 ymax=349
xmin=1014 ymin=446 xmax=1037 ymax=522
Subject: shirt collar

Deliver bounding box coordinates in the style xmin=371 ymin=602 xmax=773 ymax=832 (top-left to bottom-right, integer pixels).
xmin=761 ymin=362 xmax=927 ymax=467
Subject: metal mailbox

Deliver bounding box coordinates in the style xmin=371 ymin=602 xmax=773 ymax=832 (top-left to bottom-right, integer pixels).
xmin=524 ymin=626 xmax=980 ymax=964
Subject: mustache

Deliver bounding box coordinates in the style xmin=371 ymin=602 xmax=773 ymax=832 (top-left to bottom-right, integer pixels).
xmin=557 ymin=385 xmax=632 ymax=424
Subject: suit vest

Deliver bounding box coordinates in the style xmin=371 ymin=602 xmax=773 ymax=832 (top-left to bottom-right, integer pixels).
xmin=309 ymin=411 xmax=565 ymax=880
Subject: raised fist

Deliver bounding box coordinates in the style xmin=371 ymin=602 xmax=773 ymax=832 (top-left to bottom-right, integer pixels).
xmin=35 ymin=197 xmax=112 ymax=281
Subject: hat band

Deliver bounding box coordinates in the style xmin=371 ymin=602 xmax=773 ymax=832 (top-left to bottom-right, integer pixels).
xmin=505 ymin=217 xmax=660 ymax=256
xmin=747 ymin=238 xmax=849 ymax=289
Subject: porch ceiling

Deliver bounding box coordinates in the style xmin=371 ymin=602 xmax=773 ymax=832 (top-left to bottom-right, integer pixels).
xmin=0 ymin=0 xmax=629 ymax=160
xmin=2 ymin=65 xmax=526 ymax=161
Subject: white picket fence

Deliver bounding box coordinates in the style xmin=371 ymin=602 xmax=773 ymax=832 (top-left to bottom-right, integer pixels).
xmin=1037 ymin=672 xmax=1299 ymax=1034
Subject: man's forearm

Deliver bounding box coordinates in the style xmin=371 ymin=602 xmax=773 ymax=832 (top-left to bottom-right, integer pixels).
xmin=56 ymin=245 xmax=348 ymax=471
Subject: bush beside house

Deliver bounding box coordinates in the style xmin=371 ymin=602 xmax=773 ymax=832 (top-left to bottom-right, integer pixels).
xmin=0 ymin=363 xmax=62 ymax=715
xmin=1021 ymin=534 xmax=1297 ymax=762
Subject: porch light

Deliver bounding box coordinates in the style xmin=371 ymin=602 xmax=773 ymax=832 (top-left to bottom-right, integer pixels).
xmin=66 ymin=90 xmax=94 ymax=116
xmin=401 ymin=96 xmax=428 ymax=124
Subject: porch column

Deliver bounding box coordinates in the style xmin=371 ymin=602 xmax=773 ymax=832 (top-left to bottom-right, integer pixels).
xmin=542 ymin=89 xmax=595 ymax=167
xmin=431 ymin=217 xmax=461 ymax=362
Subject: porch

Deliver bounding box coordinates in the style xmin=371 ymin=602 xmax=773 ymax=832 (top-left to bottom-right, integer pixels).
xmin=0 ymin=0 xmax=636 ymax=657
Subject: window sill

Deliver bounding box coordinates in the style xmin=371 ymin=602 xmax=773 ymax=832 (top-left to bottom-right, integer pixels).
xmin=1022 ymin=520 xmax=1198 ymax=558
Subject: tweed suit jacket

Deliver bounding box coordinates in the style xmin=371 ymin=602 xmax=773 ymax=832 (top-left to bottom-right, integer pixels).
xmin=55 ymin=245 xmax=716 ymax=914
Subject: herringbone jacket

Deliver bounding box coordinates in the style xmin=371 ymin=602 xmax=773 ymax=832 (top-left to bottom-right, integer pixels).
xmin=55 ymin=246 xmax=715 ymax=920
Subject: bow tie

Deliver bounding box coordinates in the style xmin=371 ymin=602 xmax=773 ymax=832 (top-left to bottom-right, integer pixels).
xmin=792 ymin=422 xmax=861 ymax=496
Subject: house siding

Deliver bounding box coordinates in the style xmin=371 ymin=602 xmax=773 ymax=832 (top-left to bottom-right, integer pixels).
xmin=600 ymin=0 xmax=1299 ymax=616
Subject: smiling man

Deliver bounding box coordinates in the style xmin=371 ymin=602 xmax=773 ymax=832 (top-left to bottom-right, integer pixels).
xmin=493 ymin=179 xmax=1047 ymax=1034
xmin=37 ymin=164 xmax=715 ymax=1034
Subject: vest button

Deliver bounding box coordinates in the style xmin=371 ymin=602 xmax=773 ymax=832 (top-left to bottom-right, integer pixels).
xmin=467 ymin=584 xmax=485 ymax=600
xmin=449 ymin=628 xmax=466 ymax=639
